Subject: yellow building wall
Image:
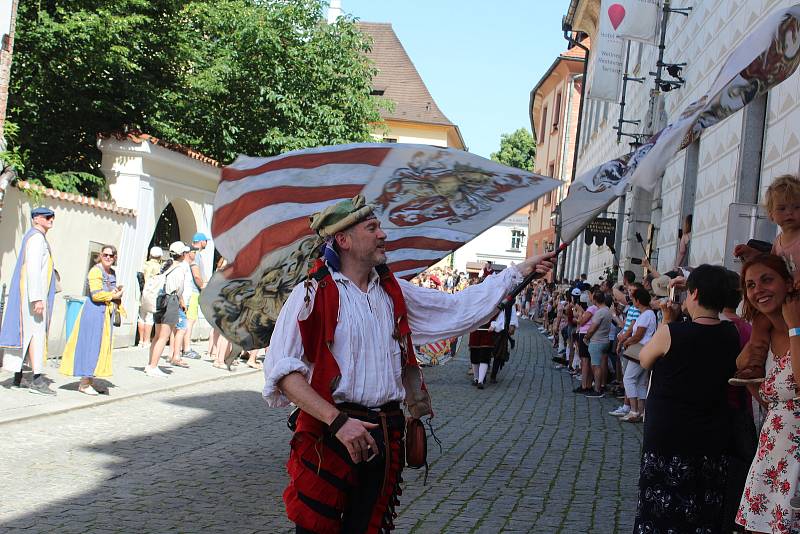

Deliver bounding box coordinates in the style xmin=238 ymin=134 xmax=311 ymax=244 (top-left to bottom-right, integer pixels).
xmin=371 ymin=120 xmax=457 ymax=149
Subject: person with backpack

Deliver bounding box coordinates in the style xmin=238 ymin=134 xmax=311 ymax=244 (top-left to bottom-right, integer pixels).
xmin=144 ymin=241 xmax=188 ymax=378
xmin=136 ymin=246 xmax=163 ymax=347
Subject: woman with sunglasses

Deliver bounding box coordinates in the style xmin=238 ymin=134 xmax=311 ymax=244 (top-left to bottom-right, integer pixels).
xmin=60 ymin=245 xmax=123 ymax=395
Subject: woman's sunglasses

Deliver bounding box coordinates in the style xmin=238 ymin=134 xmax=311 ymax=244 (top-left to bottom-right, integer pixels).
xmin=101 ymin=253 xmax=116 ymax=259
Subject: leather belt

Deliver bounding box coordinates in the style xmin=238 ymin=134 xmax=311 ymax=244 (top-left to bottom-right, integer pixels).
xmin=336 ymin=402 xmax=404 ymax=495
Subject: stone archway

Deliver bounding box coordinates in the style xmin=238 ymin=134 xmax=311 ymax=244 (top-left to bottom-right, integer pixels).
xmin=148 ymin=198 xmax=198 ymax=257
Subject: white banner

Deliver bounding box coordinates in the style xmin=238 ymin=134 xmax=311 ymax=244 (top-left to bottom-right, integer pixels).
xmin=608 ymin=0 xmax=661 ymax=44
xmin=586 ymin=0 xmax=626 ymax=102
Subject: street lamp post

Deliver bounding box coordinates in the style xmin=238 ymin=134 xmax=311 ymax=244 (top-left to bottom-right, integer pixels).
xmin=550 ymin=203 xmax=562 ymax=282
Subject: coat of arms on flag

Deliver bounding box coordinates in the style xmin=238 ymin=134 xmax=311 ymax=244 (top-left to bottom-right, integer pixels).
xmin=200 ymin=143 xmax=561 ymax=350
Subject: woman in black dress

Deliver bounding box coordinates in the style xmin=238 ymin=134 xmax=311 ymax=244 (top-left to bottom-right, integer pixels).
xmin=633 ymin=264 xmax=741 ymax=533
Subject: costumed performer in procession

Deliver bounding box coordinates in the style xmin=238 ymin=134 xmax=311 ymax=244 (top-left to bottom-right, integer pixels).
xmin=0 ymin=207 xmax=58 ymax=395
xmin=59 ymin=244 xmax=124 ymax=395
xmin=264 ymin=195 xmax=555 ymax=533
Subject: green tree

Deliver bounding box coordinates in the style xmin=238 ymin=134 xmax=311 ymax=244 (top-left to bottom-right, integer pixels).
xmin=490 ymin=128 xmax=536 ymax=171
xmin=10 ymin=0 xmax=383 ymax=196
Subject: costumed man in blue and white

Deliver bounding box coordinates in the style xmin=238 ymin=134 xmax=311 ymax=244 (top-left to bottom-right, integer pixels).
xmin=0 ymin=207 xmax=58 ymax=395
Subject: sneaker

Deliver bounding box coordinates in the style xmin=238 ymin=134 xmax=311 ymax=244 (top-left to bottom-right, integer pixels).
xmin=573 ymin=386 xmax=590 ymax=393
xmin=28 ymin=376 xmax=56 ymax=396
xmin=9 ymin=379 xmax=30 ymax=391
xmin=477 ymin=381 xmax=485 ymax=390
xmin=183 ymin=349 xmax=202 ymax=360
xmin=472 ymin=379 xmax=478 ymax=387
xmin=584 ymin=390 xmax=604 ymax=398
xmin=621 ymin=412 xmax=643 ymax=423
xmin=790 ymin=496 xmax=800 ymax=511
xmin=144 ymin=366 xmax=168 ymax=378
xmin=609 ymin=405 xmax=630 ymax=417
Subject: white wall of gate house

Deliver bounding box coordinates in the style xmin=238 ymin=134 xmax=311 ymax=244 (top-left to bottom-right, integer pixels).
xmin=0 ymin=135 xmax=221 ymax=356
xmin=566 ymin=0 xmax=800 ymax=283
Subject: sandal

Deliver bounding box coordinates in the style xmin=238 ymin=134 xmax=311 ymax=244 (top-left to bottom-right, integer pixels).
xmin=78 ymin=384 xmax=99 ymax=396
xmin=212 ymin=361 xmax=226 ymax=369
xmin=246 ymin=361 xmax=263 ymax=370
xmin=170 ymin=359 xmax=190 ymax=368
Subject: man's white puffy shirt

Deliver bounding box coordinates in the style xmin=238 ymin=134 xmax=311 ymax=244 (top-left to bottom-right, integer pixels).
xmin=489 ymin=309 xmax=519 ymax=332
xmin=263 ymin=266 xmax=524 ymax=409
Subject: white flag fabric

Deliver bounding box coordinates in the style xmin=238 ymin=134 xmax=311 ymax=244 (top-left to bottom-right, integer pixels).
xmin=586 ymin=0 xmax=627 ymax=102
xmin=561 ymin=4 xmax=800 ymax=244
xmin=609 ymin=0 xmax=661 ymax=44
xmin=200 ymin=143 xmax=560 ymax=349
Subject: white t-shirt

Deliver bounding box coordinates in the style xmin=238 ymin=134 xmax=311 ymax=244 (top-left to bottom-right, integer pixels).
xmin=633 ymin=309 xmax=658 ymax=345
xmin=183 ymin=260 xmax=200 ymax=296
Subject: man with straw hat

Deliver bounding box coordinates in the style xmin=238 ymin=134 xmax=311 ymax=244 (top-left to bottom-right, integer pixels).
xmin=265 ymin=194 xmax=555 ymax=533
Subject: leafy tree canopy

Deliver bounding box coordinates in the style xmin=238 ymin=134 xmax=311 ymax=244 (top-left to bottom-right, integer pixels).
xmin=10 ymin=0 xmax=383 ymax=196
xmin=490 ymin=128 xmax=536 ymax=172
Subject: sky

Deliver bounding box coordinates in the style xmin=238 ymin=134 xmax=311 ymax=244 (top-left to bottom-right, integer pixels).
xmin=340 ymin=1 xmax=572 ymax=158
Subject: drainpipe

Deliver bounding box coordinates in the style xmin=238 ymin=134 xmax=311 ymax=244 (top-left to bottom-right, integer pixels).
xmin=562 ymin=26 xmax=589 ymax=184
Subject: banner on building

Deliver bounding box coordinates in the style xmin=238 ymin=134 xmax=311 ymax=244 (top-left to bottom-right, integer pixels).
xmin=586 ymin=0 xmax=627 ymax=102
xmin=584 ymin=217 xmax=617 ymax=246
xmin=608 ymin=0 xmax=662 ymax=44
xmin=561 ymin=4 xmax=800 ymax=243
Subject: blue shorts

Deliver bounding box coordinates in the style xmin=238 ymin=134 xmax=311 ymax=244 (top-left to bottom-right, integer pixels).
xmin=588 ymin=341 xmax=610 ymax=366
xmin=176 ymin=309 xmax=187 ymax=330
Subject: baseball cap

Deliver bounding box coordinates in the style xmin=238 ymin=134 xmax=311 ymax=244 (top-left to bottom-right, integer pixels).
xmin=652 ymin=275 xmax=671 ymax=297
xmin=571 ymin=288 xmax=581 ymax=296
xmin=149 ymin=246 xmax=163 ymax=258
xmin=192 ymin=232 xmax=209 ymax=243
xmin=169 ymin=241 xmax=190 ymax=256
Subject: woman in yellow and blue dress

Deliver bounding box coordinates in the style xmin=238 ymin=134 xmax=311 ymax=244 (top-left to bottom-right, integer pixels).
xmin=60 ymin=245 xmax=124 ymax=395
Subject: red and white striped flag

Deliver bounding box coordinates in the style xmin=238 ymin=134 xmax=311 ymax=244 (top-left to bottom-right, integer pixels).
xmin=202 ymin=143 xmax=559 ymax=349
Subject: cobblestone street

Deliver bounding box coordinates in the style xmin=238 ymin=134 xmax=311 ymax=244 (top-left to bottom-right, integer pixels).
xmin=0 ymin=320 xmax=641 ymax=533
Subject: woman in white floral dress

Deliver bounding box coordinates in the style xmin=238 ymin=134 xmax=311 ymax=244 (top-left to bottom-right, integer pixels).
xmin=737 ymin=255 xmax=800 ymax=534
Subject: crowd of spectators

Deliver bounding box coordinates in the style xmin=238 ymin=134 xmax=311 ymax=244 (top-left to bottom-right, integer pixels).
xmin=523 ymin=174 xmax=800 ymax=533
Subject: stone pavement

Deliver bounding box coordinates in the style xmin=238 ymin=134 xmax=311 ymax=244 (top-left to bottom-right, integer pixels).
xmin=0 ymin=319 xmax=641 ymax=533
xmin=0 ymin=341 xmax=260 ymax=425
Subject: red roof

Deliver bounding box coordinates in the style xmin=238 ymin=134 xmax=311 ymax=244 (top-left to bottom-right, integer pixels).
xmin=15 ymin=181 xmax=137 ymax=217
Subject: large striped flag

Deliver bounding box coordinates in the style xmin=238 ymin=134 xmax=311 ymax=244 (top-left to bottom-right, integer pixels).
xmin=201 ymin=143 xmax=560 ymax=350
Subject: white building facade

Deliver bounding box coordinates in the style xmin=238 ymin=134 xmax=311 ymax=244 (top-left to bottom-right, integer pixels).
xmin=563 ymin=0 xmax=800 ymax=282
xmin=450 ymin=211 xmax=529 ymax=274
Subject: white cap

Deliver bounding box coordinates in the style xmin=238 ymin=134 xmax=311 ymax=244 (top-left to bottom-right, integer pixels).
xmin=169 ymin=241 xmax=190 ymax=256
xmin=149 ymin=246 xmax=163 ymax=258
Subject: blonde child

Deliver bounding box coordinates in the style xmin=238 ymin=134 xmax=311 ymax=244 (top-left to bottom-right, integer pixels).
xmin=732 ymin=174 xmax=800 ymax=384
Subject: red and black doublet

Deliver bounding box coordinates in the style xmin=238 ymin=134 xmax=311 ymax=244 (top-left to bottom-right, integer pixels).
xmin=468 ymin=323 xmax=495 ymax=365
xmin=285 ymin=260 xmax=427 ymax=534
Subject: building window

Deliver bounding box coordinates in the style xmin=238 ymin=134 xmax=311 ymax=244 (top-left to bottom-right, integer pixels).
xmin=383 ymin=137 xmax=398 ymax=143
xmin=539 ymin=105 xmax=548 ymax=143
xmin=553 ymin=92 xmax=562 ymax=130
xmin=511 ymin=229 xmax=525 ymax=250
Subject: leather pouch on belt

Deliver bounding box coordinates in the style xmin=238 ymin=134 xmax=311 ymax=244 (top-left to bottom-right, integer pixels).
xmin=405 ymin=418 xmax=427 ymax=469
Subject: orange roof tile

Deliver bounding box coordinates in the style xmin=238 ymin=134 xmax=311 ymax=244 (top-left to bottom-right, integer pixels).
xmin=15 ymin=181 xmax=137 ymax=217
xmin=98 ymin=131 xmax=221 ymax=168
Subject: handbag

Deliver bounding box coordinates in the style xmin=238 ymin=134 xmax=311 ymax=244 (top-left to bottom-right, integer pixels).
xmin=54 ymin=269 xmax=63 ymax=293
xmin=111 ymin=302 xmax=122 ymax=327
xmin=405 ymin=417 xmax=427 ymax=469
xmin=622 ymin=342 xmax=643 ymax=361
